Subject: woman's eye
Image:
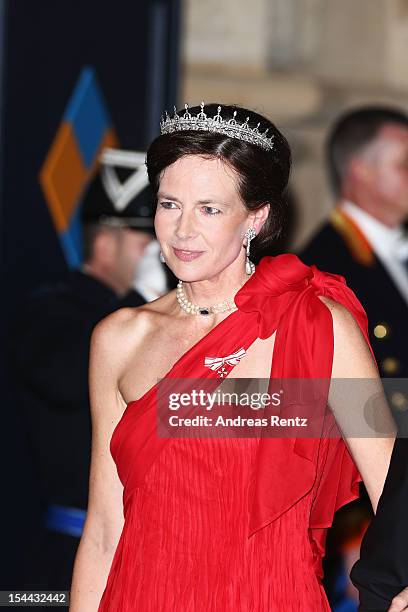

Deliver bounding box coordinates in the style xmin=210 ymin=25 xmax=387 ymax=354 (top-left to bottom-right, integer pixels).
xmin=202 ymin=206 xmax=221 ymax=215
xmin=160 ymin=201 xmax=178 ymax=209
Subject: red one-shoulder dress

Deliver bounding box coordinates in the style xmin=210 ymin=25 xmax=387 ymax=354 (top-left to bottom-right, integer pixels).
xmin=97 ymin=254 xmax=374 ymax=611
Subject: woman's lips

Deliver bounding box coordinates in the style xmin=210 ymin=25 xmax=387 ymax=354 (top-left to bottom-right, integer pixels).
xmin=172 ymin=247 xmax=204 ymax=261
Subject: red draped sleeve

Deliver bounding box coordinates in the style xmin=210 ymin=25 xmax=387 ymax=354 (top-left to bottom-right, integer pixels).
xmin=235 ymin=253 xmax=378 ymax=578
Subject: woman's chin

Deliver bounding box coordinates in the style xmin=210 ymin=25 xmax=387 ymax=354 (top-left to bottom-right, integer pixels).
xmin=172 ymin=266 xmax=212 ymax=284
xmin=166 ymin=256 xmax=210 ymax=280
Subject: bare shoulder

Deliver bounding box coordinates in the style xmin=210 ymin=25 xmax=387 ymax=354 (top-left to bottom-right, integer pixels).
xmin=91 ymin=305 xmax=152 ymax=354
xmin=90 ymin=290 xmax=177 ymax=370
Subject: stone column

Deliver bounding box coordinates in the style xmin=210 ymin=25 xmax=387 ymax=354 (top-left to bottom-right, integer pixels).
xmin=184 ymin=0 xmax=271 ymax=73
xmin=386 ymin=0 xmax=408 ymax=89
xmin=311 ymin=0 xmax=387 ymax=86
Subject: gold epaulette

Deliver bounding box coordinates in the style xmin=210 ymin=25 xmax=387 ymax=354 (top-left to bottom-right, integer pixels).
xmin=329 ymin=207 xmax=375 ymax=266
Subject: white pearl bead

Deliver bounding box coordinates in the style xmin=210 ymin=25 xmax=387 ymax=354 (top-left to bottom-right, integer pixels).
xmin=175 ymin=273 xmax=251 ymax=315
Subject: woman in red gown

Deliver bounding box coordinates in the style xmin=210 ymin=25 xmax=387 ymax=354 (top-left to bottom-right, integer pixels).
xmin=70 ymin=103 xmax=396 ymax=611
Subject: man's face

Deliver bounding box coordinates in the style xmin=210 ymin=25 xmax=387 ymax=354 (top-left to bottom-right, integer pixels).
xmin=355 ymin=124 xmax=408 ymax=219
xmin=115 ymin=228 xmax=153 ymax=291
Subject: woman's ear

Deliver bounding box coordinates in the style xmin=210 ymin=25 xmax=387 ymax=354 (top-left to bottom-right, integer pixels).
xmin=251 ymin=203 xmax=270 ymax=235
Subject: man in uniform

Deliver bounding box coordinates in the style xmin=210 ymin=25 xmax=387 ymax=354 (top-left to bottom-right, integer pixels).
xmin=299 ymin=107 xmax=408 ymax=611
xmin=300 ymin=106 xmax=408 ymax=384
xmin=9 ymin=150 xmax=159 ymax=592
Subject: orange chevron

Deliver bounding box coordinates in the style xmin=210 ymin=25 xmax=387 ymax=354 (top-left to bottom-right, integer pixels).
xmin=39 ymin=125 xmax=119 ymax=233
xmin=39 ymin=123 xmax=87 ymax=232
xmin=329 ymin=206 xmax=375 ymax=266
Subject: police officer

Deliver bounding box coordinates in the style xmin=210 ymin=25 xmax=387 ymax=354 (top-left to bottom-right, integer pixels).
xmin=9 ymin=151 xmax=160 ymax=593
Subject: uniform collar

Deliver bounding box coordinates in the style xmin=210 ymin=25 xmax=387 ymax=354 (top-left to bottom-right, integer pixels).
xmin=340 ymin=200 xmax=408 ymax=260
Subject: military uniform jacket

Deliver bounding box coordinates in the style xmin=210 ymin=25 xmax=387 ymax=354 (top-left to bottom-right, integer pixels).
xmin=9 ymin=269 xmax=145 ymax=512
xmin=300 ymin=207 xmax=408 ymax=380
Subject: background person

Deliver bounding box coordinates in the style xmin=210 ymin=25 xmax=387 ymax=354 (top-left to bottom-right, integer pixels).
xmin=300 ymin=106 xmax=408 ymax=384
xmin=9 ymin=154 xmax=159 ymax=592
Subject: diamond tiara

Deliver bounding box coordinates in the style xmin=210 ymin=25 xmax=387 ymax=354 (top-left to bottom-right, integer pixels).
xmin=160 ymin=102 xmax=275 ymax=152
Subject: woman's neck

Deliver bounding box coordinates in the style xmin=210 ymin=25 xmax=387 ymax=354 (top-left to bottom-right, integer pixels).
xmin=180 ymin=268 xmax=252 ymax=310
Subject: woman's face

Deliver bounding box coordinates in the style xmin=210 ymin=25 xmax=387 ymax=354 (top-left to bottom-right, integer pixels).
xmin=154 ymin=155 xmax=256 ymax=282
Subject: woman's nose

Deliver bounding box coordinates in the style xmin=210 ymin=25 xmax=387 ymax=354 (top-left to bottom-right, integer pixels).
xmin=175 ymin=211 xmax=197 ymax=240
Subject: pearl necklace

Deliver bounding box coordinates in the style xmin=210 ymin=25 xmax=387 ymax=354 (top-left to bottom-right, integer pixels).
xmin=176 ymin=269 xmax=255 ymax=316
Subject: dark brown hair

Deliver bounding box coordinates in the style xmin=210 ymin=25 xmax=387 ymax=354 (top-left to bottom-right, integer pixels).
xmin=146 ymin=103 xmax=291 ymax=256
